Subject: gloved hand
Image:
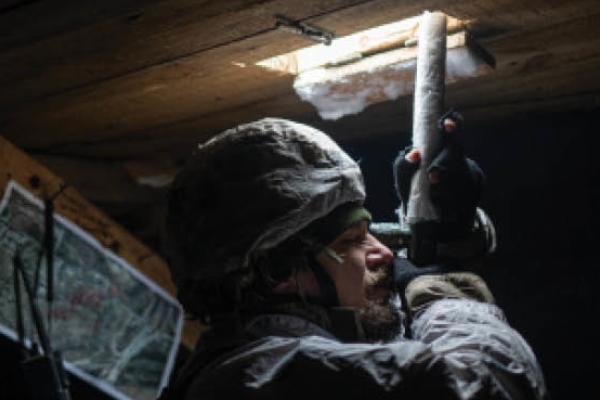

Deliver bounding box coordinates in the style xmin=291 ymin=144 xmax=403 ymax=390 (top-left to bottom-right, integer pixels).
xmin=392 ymin=256 xmax=446 ymax=292
xmin=429 ymin=110 xmax=484 ymax=241
xmin=393 ymin=145 xmax=420 ymax=217
xmin=394 ymin=110 xmax=485 ymax=242
xmin=391 ymin=111 xmax=498 ymax=320
xmin=392 ymin=256 xmax=495 ymax=317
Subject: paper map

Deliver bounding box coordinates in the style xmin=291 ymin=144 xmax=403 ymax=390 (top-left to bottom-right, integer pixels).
xmin=0 ymin=181 xmax=183 ymax=400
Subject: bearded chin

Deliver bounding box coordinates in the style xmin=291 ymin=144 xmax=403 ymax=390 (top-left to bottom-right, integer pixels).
xmin=358 ymin=293 xmax=404 ymax=342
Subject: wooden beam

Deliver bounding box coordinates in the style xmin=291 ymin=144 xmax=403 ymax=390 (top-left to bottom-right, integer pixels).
xmin=4 ymin=0 xmax=595 ymax=111
xmin=33 ymin=154 xmax=163 ymax=205
xmin=447 ymin=12 xmax=600 ymax=105
xmin=0 ymin=0 xmax=34 ymax=14
xmin=0 ymin=136 xmax=203 ymax=349
xmin=463 ymin=92 xmax=600 ymax=124
xmin=37 ymin=81 xmax=600 ymax=164
xmin=0 ymin=0 xmax=372 ymax=109
xmin=0 ymin=0 xmax=156 ymax=49
xmin=2 ymin=1 xmax=600 ymax=153
xmin=27 ymin=10 xmax=600 ymax=160
xmin=449 ymin=0 xmax=600 ymax=33
xmin=28 ymin=61 xmax=600 ymax=161
xmin=36 ymin=91 xmax=315 ymax=159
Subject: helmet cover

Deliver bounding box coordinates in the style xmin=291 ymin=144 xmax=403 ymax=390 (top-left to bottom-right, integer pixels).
xmin=165 ymin=118 xmax=366 ymax=313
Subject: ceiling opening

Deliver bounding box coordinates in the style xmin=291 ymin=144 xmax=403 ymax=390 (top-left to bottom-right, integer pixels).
xmin=256 ymin=13 xmax=495 ymax=120
xmin=256 ymin=14 xmax=468 ymax=75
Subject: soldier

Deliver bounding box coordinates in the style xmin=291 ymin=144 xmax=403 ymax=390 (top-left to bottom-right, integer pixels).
xmin=160 ymin=118 xmax=546 ymax=399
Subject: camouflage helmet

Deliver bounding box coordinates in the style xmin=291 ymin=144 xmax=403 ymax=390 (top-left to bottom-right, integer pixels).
xmin=165 ymin=118 xmax=365 ymax=317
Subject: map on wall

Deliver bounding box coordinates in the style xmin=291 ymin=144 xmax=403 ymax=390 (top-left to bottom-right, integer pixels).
xmin=0 ymin=181 xmax=183 ymax=400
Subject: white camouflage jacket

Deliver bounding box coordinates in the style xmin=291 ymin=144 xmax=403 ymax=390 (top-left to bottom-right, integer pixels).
xmin=162 ymin=295 xmax=546 ymax=400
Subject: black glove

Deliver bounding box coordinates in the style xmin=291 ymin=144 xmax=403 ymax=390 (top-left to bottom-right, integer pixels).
xmin=393 ymin=110 xmax=485 ymax=242
xmin=393 ymin=146 xmax=419 ymax=216
xmin=428 ymin=111 xmax=484 ymax=241
xmin=392 ymin=256 xmax=446 ymax=292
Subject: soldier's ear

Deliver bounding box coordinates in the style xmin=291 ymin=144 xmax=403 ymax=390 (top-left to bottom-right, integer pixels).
xmin=272 ymin=268 xmax=321 ymax=299
xmin=272 ymin=278 xmax=298 ymax=295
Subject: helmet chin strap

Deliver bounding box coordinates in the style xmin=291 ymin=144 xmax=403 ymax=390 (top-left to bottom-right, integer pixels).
xmin=307 ymin=247 xmax=368 ymax=342
xmin=306 ymin=246 xmax=343 ymax=307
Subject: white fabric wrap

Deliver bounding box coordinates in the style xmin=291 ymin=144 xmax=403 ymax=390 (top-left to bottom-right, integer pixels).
xmin=408 ymin=11 xmax=446 ymax=223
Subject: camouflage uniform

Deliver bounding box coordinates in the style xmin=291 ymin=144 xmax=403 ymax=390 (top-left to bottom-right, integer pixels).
xmin=161 ymin=119 xmax=546 ymax=400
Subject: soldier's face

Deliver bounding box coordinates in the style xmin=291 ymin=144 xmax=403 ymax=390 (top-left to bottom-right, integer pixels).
xmin=317 ymin=220 xmax=394 ymax=308
xmin=317 ymin=220 xmax=402 ymax=340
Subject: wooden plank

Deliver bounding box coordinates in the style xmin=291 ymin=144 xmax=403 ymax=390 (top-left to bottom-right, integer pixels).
xmin=3 ymin=1 xmax=600 ymax=152
xmin=0 ymin=136 xmax=203 ymax=348
xmin=448 ymin=60 xmax=600 ymax=114
xmin=20 ymin=9 xmax=600 ymax=160
xmin=0 ymin=0 xmax=581 ymax=149
xmin=0 ymin=0 xmax=371 ymax=109
xmin=3 ymin=0 xmax=594 ymax=110
xmin=463 ymin=91 xmax=600 ymax=124
xmin=27 ymin=50 xmax=600 ymax=161
xmin=449 ymin=0 xmax=600 ymax=34
xmin=0 ymin=0 xmax=33 ymax=13
xmin=44 ymin=75 xmax=600 ymax=163
xmin=1 ymin=30 xmax=300 ymax=149
xmin=0 ymin=0 xmax=157 ymax=50
xmin=33 ymin=91 xmax=315 ymax=159
xmin=0 ymin=0 xmax=568 ymax=110
xmin=446 ymin=14 xmax=600 ymax=105
xmin=32 ymin=155 xmax=163 ymax=205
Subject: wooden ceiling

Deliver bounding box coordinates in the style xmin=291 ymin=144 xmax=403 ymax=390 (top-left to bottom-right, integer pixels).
xmin=1 ymin=0 xmax=600 ymax=250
